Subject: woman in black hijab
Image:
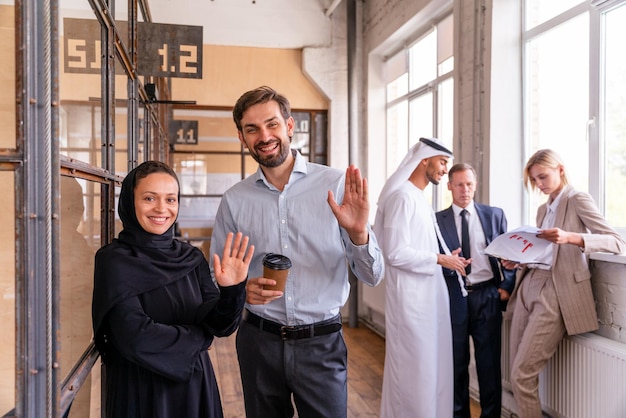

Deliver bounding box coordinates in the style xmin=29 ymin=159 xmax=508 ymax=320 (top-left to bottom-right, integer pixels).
xmin=92 ymin=161 xmax=253 ymax=418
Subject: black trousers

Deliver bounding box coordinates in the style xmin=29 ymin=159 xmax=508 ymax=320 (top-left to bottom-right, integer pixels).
xmin=235 ymin=315 xmax=347 ymax=418
xmin=452 ymin=283 xmax=503 ymax=418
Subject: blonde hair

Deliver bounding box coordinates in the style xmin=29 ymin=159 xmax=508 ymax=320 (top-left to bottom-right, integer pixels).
xmin=523 ymin=149 xmax=569 ymax=191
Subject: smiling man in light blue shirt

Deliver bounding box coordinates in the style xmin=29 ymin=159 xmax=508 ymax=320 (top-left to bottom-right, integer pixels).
xmin=209 ymin=86 xmax=384 ymax=418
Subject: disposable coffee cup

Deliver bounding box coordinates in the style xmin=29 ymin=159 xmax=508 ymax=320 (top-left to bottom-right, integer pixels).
xmin=262 ymin=253 xmax=292 ymax=292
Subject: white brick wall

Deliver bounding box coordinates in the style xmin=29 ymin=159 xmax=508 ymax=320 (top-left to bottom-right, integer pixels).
xmin=591 ymin=256 xmax=626 ymax=343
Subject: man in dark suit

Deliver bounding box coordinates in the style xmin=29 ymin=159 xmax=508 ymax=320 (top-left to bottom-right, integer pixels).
xmin=436 ymin=163 xmax=516 ymax=418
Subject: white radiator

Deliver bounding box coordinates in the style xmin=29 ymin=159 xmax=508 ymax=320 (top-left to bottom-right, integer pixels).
xmin=502 ymin=324 xmax=626 ymax=418
xmin=361 ymin=280 xmax=386 ymax=333
xmin=362 ymin=279 xmax=385 ymax=316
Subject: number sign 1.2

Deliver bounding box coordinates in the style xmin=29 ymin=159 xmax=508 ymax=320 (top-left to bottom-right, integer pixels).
xmin=138 ymin=22 xmax=202 ymax=79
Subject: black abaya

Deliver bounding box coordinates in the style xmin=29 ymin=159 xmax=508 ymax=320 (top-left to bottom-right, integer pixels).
xmin=99 ymin=257 xmax=244 ymax=417
xmin=92 ymin=163 xmax=245 ymax=418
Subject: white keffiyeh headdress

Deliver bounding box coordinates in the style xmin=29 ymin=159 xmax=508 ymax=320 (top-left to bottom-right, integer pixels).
xmin=373 ymin=137 xmax=467 ymax=296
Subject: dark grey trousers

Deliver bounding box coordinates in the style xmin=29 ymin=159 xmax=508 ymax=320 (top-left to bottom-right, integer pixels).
xmin=235 ymin=316 xmax=347 ymax=418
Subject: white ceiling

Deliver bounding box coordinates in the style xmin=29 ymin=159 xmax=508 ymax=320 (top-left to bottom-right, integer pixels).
xmin=56 ymin=0 xmax=340 ymax=48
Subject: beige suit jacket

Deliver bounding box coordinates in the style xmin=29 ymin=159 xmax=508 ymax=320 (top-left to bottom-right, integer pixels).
xmin=508 ymin=185 xmax=626 ymax=335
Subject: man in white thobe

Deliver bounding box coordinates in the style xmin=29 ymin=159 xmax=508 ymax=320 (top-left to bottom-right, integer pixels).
xmin=374 ymin=137 xmax=469 ymax=418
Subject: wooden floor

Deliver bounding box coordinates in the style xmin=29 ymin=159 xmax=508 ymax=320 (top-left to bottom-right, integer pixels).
xmin=209 ymin=322 xmax=481 ymax=417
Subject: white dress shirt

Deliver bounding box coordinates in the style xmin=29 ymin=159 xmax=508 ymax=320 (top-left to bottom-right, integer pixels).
xmin=452 ymin=202 xmax=493 ymax=285
xmin=529 ymin=190 xmax=563 ymax=269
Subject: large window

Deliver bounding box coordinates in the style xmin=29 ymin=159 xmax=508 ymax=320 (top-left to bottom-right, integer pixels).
xmin=602 ymin=3 xmax=626 ymax=231
xmin=384 ymin=13 xmax=454 ymax=209
xmin=524 ymin=0 xmax=626 ymax=232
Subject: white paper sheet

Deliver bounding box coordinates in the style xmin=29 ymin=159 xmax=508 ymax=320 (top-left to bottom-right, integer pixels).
xmin=483 ymin=226 xmax=552 ymax=265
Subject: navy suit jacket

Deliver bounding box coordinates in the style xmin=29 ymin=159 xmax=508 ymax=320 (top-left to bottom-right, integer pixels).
xmin=436 ymin=203 xmax=516 ymax=324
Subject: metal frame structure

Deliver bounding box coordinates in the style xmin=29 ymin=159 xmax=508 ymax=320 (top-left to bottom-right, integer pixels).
xmin=13 ymin=0 xmax=58 ymax=416
xmin=6 ymin=0 xmax=171 ymax=416
xmin=6 ymin=0 xmax=330 ymax=415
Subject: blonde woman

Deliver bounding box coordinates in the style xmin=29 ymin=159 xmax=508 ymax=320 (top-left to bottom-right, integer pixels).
xmin=503 ymin=149 xmax=626 ymax=418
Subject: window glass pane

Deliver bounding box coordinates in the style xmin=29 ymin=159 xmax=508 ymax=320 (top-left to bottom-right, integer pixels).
xmin=526 ymin=12 xmax=589 ymax=211
xmin=61 ymin=104 xmax=102 ymax=167
xmin=438 ymin=78 xmax=454 ymax=210
xmin=173 ymin=154 xmax=243 ymax=196
xmin=437 ymin=78 xmax=454 ymax=146
xmin=384 ymin=13 xmax=452 ymax=212
xmin=116 ymin=148 xmax=129 ymax=176
xmin=173 ymin=154 xmax=243 ymax=237
xmin=57 ymin=54 xmax=129 ymax=169
xmin=312 ymin=112 xmax=328 ymax=165
xmin=438 ymin=56 xmax=454 ymax=76
xmin=59 ymin=101 xmax=130 ymax=173
xmin=385 ymin=49 xmax=407 ymax=83
xmin=115 ymin=76 xmax=130 ymax=173
xmin=603 ymin=3 xmax=626 ymax=229
xmin=292 ymin=111 xmax=311 ymax=155
xmin=60 ymin=177 xmax=100 ymax=418
xmin=386 ymin=100 xmax=408 ymax=178
xmin=526 ymin=0 xmax=584 ymax=29
xmin=177 ymin=196 xmax=221 ymax=239
xmin=409 ymin=93 xmax=433 ymax=145
xmin=0 ymin=4 xmax=15 ymax=149
xmin=409 ymin=30 xmax=437 ymax=91
xmin=114 ymin=183 xmax=123 ymax=238
xmin=59 ymin=176 xmax=98 ymax=371
xmin=387 ymin=73 xmax=408 ymax=103
xmin=385 ymin=50 xmax=408 ymax=102
xmin=0 ymin=171 xmax=15 ymax=413
xmin=174 ymin=110 xmax=240 ymax=153
xmin=437 ymin=14 xmax=453 ymax=67
xmin=115 ymin=0 xmax=128 ymax=22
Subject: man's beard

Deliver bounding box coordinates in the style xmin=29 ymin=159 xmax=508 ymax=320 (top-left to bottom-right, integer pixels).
xmin=427 ymin=172 xmax=441 ymax=186
xmin=250 ymin=138 xmax=291 ymax=168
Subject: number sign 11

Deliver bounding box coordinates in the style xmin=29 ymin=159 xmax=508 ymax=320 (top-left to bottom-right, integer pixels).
xmin=169 ymin=120 xmax=199 ymax=145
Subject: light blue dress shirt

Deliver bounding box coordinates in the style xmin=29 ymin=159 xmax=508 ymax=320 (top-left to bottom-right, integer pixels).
xmin=209 ymin=150 xmax=384 ymax=325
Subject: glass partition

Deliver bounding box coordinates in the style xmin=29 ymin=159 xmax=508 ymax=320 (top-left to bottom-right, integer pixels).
xmin=172 ymin=109 xmax=240 ymax=240
xmin=0 ymin=171 xmax=15 ymax=414
xmin=60 ymin=104 xmax=102 ymax=166
xmin=0 ymin=13 xmax=16 ymax=412
xmin=59 ymin=176 xmax=101 ymax=417
xmin=173 ymin=153 xmax=241 ymax=239
xmin=0 ymin=4 xmax=15 ymax=149
xmin=59 ymin=1 xmax=147 ymax=174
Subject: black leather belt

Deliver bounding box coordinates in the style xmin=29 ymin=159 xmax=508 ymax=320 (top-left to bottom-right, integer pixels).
xmin=464 ymin=278 xmax=497 ymax=293
xmin=245 ymin=311 xmax=342 ymax=340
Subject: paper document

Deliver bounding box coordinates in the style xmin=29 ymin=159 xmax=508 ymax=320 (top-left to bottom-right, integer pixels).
xmin=483 ymin=226 xmax=551 ymax=265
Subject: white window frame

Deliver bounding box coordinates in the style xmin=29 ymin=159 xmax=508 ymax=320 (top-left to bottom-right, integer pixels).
xmin=522 ymin=0 xmax=626 ymax=236
xmin=382 ymin=13 xmax=455 ymax=211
